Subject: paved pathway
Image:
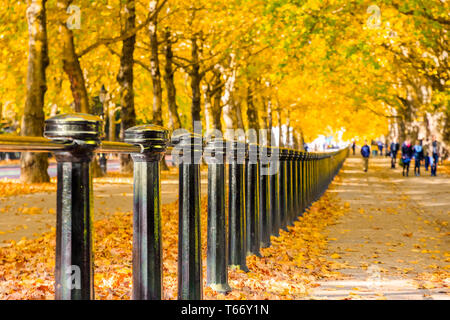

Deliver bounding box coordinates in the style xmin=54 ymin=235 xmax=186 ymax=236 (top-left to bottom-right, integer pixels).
xmin=311 ymin=155 xmax=449 ymax=299
xmin=0 ymin=173 xmax=207 ymax=245
xmin=0 ymin=160 xmax=121 ymax=179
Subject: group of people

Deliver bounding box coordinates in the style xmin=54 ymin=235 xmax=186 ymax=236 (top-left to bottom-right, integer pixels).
xmin=356 ymin=136 xmax=442 ymax=176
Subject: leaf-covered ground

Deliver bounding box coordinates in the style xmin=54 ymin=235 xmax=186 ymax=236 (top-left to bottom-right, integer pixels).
xmin=0 ymin=189 xmax=346 ymax=299
xmin=1 ymin=158 xmax=448 ymax=299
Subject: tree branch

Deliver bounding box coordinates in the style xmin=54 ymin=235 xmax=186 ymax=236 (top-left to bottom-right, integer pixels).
xmin=77 ymin=0 xmax=168 ymax=57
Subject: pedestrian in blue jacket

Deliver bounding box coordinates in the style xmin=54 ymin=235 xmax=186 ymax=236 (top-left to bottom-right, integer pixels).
xmin=401 ymin=139 xmax=413 ymax=177
xmin=361 ymin=141 xmax=371 ymax=172
xmin=413 ymin=140 xmax=423 ymax=176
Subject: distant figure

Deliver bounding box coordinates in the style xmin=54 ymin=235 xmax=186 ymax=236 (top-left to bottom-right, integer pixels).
xmin=360 ymin=140 xmax=371 ymax=172
xmin=351 ymin=141 xmax=356 ymax=155
xmin=431 ymin=136 xmax=441 ymax=176
xmin=377 ymin=141 xmax=384 ymax=156
xmin=423 ymin=139 xmax=430 ymax=171
xmin=390 ymin=140 xmax=399 ymax=168
xmin=401 ymin=139 xmax=413 ymax=177
xmin=429 ymin=153 xmax=436 ymax=176
xmin=413 ymin=140 xmax=423 ymax=176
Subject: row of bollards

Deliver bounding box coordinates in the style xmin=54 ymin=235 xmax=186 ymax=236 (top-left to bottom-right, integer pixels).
xmin=0 ymin=113 xmax=348 ymax=300
xmin=173 ymin=134 xmax=348 ymax=299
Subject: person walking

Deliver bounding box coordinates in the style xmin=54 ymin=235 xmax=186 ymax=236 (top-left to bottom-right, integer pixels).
xmin=401 ymin=139 xmax=413 ymax=177
xmin=413 ymin=140 xmax=423 ymax=176
xmin=390 ymin=140 xmax=399 ymax=168
xmin=423 ymin=139 xmax=430 ymax=171
xmin=429 ymin=152 xmax=436 ymax=176
xmin=361 ymin=140 xmax=370 ymax=172
xmin=351 ymin=140 xmax=356 ymax=155
xmin=378 ymin=141 xmax=384 ymax=156
xmin=431 ymin=136 xmax=441 ymax=176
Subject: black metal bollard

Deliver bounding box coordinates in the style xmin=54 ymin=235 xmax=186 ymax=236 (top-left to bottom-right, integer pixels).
xmin=279 ymin=148 xmax=289 ymax=231
xmin=173 ymin=132 xmax=203 ymax=300
xmin=270 ymin=147 xmax=280 ymax=237
xmin=307 ymin=154 xmax=312 ymax=207
xmin=204 ymin=138 xmax=231 ymax=293
xmin=312 ymin=155 xmax=316 ymax=201
xmin=259 ymin=146 xmax=271 ymax=247
xmin=246 ymin=143 xmax=261 ymax=257
xmin=285 ymin=149 xmax=292 ymax=226
xmin=227 ymin=140 xmax=248 ymax=272
xmin=125 ymin=124 xmax=169 ymax=300
xmin=314 ymin=155 xmax=319 ymax=201
xmin=44 ymin=113 xmax=102 ymax=300
xmin=293 ymin=151 xmax=300 ymax=219
xmin=287 ymin=149 xmax=295 ymax=226
xmin=299 ymin=152 xmax=304 ymax=214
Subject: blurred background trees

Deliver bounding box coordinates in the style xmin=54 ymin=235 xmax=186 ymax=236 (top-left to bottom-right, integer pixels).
xmin=0 ymin=0 xmax=448 ymax=182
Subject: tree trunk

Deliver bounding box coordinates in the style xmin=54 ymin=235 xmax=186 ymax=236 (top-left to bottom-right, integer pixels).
xmin=221 ymin=56 xmax=238 ymax=140
xmin=108 ymin=104 xmax=117 ymax=142
xmin=211 ymin=69 xmax=223 ymax=132
xmin=235 ymin=100 xmax=245 ymax=130
xmin=148 ymin=14 xmax=170 ymax=171
xmin=163 ymin=28 xmax=182 ymax=129
xmin=267 ymin=98 xmax=273 ymax=146
xmin=203 ymin=84 xmax=213 ymax=132
xmin=190 ymin=34 xmax=202 ymax=130
xmin=246 ymin=84 xmax=260 ymax=143
xmin=149 ymin=11 xmax=163 ymax=126
xmin=276 ymin=109 xmax=282 ymax=147
xmin=117 ymin=0 xmax=136 ymax=174
xmin=58 ymin=0 xmax=89 ymax=113
xmin=21 ymin=0 xmax=50 ymax=183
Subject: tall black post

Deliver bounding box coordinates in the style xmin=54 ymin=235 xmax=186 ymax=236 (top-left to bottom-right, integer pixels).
xmin=125 ymin=124 xmax=169 ymax=300
xmin=307 ymin=154 xmax=311 ymax=207
xmin=296 ymin=151 xmax=302 ymax=217
xmin=279 ymin=148 xmax=288 ymax=231
xmin=270 ymin=147 xmax=280 ymax=237
xmin=259 ymin=146 xmax=271 ymax=247
xmin=294 ymin=150 xmax=299 ymax=220
xmin=44 ymin=113 xmax=102 ymax=300
xmin=205 ymin=138 xmax=231 ymax=293
xmin=246 ymin=143 xmax=261 ymax=257
xmin=314 ymin=155 xmax=318 ymax=201
xmin=287 ymin=149 xmax=295 ymax=226
xmin=173 ymin=132 xmax=203 ymax=300
xmin=227 ymin=140 xmax=248 ymax=272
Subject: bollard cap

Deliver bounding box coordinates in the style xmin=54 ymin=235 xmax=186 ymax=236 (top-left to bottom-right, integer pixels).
xmin=288 ymin=149 xmax=295 ymax=159
xmin=204 ymin=137 xmax=226 ymax=157
xmin=247 ymin=143 xmax=259 ymax=162
xmin=259 ymin=146 xmax=274 ymax=165
xmin=124 ymin=124 xmax=169 ymax=153
xmin=44 ymin=113 xmax=102 ymax=143
xmin=260 ymin=146 xmax=271 ymax=157
xmin=171 ymin=132 xmax=203 ymax=152
xmin=227 ymin=140 xmax=247 ymax=162
xmin=280 ymin=148 xmax=289 ymax=160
